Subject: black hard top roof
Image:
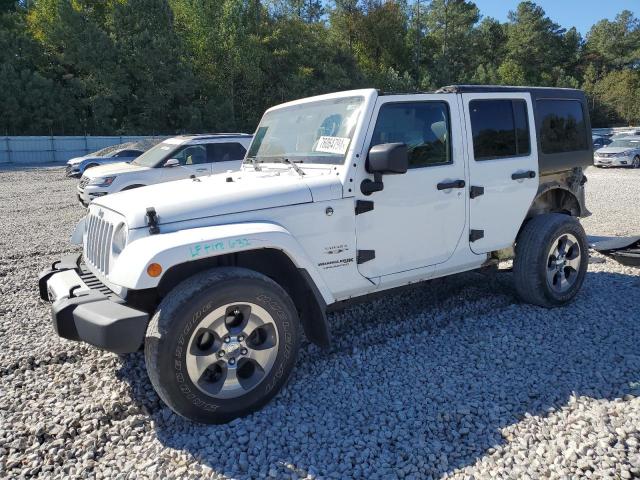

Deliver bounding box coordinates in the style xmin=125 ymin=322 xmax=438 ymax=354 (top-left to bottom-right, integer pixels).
xmin=381 ymin=85 xmax=585 ymax=99
xmin=435 ymin=85 xmax=585 ymax=99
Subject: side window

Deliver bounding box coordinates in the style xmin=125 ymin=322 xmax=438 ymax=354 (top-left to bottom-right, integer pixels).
xmin=537 ymin=99 xmax=588 ymax=154
xmin=173 ymin=145 xmax=207 ymax=165
xmin=469 ymin=99 xmax=531 ymax=160
xmin=370 ymin=101 xmax=451 ymax=168
xmin=115 ymin=150 xmax=137 ymax=157
xmin=206 ymin=142 xmax=247 ymax=163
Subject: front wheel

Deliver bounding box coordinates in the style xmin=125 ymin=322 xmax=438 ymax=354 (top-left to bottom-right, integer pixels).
xmin=632 ymin=156 xmax=640 ymax=169
xmin=145 ymin=267 xmax=301 ymax=423
xmin=513 ymin=213 xmax=588 ymax=308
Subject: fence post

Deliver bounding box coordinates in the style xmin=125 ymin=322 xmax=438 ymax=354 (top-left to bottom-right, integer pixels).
xmin=50 ymin=135 xmax=55 ymax=163
xmin=5 ymin=137 xmax=11 ymax=164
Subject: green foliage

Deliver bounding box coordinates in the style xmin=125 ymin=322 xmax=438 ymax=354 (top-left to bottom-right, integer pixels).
xmin=2 ymin=0 xmax=639 ymax=134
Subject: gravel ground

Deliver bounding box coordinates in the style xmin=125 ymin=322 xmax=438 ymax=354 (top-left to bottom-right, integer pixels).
xmin=0 ymin=164 xmax=639 ymax=479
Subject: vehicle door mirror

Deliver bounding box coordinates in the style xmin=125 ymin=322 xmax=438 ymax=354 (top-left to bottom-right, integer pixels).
xmin=164 ymin=158 xmax=179 ymax=168
xmin=361 ymin=143 xmax=408 ymax=195
xmin=367 ymin=143 xmax=408 ymax=174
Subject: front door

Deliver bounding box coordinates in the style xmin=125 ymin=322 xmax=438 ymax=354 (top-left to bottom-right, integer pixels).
xmin=162 ymin=144 xmax=212 ymax=181
xmin=462 ymin=93 xmax=539 ymax=254
xmin=355 ymin=94 xmax=467 ymax=279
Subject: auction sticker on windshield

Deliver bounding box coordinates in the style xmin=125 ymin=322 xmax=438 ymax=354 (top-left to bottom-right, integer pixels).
xmin=315 ymin=136 xmax=350 ymax=155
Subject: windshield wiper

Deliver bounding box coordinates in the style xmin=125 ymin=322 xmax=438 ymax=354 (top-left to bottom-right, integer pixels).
xmin=283 ymin=158 xmax=305 ymax=177
xmin=245 ymin=155 xmax=261 ymax=171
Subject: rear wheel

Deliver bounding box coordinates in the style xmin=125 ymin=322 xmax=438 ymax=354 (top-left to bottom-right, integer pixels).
xmin=513 ymin=213 xmax=588 ymax=308
xmin=144 ymin=267 xmax=301 ymax=423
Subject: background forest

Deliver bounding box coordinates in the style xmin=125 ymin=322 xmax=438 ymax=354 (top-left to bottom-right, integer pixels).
xmin=1 ymin=0 xmax=639 ymax=135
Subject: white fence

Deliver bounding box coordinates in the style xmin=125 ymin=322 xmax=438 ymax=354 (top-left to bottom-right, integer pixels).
xmin=592 ymin=127 xmax=640 ymax=137
xmin=0 ymin=136 xmax=164 ymax=164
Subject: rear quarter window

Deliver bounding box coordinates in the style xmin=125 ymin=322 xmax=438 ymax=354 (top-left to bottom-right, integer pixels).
xmin=537 ymin=99 xmax=588 ymax=154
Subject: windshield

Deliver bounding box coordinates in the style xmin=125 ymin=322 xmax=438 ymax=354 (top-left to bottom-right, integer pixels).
xmin=92 ymin=144 xmax=123 ymax=157
xmin=132 ymin=141 xmax=181 ymax=167
xmin=609 ymin=139 xmax=640 ymax=149
xmin=245 ymin=96 xmax=364 ymax=165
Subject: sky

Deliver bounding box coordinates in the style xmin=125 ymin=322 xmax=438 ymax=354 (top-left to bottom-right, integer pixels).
xmin=472 ymin=0 xmax=639 ymax=35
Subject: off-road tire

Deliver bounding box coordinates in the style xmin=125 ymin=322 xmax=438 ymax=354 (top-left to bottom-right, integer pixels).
xmin=513 ymin=213 xmax=588 ymax=308
xmin=144 ymin=267 xmax=301 ymax=424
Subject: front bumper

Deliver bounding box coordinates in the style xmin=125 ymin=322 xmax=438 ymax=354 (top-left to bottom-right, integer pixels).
xmin=66 ymin=164 xmax=81 ymax=177
xmin=594 ymin=156 xmax=632 ymax=166
xmin=76 ymin=185 xmax=108 ymax=208
xmin=38 ymin=254 xmax=148 ymax=354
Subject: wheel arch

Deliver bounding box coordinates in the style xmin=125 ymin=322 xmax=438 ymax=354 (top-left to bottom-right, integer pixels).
xmin=157 ymin=248 xmax=330 ymax=348
xmin=526 ymin=186 xmax=583 ymax=219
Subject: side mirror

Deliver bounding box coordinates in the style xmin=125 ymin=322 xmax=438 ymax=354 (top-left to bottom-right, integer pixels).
xmin=366 ymin=143 xmax=408 ymax=174
xmin=361 ymin=143 xmax=408 ymax=195
xmin=164 ymin=158 xmax=179 ymax=168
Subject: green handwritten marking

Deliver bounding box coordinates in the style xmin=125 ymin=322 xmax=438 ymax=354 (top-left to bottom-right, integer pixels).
xmin=189 ymin=238 xmax=251 ymax=259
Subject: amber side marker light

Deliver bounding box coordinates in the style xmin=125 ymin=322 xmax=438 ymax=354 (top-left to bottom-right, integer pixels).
xmin=147 ymin=263 xmax=163 ymax=277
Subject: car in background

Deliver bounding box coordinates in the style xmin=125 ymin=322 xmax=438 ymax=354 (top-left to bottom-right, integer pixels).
xmin=77 ymin=133 xmax=252 ymax=207
xmin=65 ymin=142 xmax=154 ymax=177
xmin=592 ymin=135 xmax=612 ymax=149
xmin=593 ymin=136 xmax=640 ymax=168
xmin=610 ymin=129 xmax=640 ymax=140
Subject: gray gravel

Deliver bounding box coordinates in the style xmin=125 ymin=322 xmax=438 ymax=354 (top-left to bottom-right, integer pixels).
xmin=1 ymin=164 xmax=639 ymax=479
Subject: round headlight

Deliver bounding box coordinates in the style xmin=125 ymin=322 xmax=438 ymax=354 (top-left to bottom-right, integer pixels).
xmin=112 ymin=223 xmax=128 ymax=255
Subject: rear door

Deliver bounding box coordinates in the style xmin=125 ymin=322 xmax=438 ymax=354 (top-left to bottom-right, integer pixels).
xmin=462 ymin=93 xmax=539 ymax=254
xmin=208 ymin=142 xmax=247 ymax=173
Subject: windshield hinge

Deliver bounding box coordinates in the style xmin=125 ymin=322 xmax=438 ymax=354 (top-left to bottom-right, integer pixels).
xmin=146 ymin=207 xmax=160 ymax=235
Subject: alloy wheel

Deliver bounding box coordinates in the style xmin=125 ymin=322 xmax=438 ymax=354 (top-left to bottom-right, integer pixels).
xmin=546 ymin=233 xmax=582 ymax=293
xmin=186 ymin=303 xmax=279 ymax=399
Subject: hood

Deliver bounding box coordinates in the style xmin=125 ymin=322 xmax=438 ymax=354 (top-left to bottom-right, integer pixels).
xmin=92 ymin=168 xmax=342 ymax=229
xmin=67 ymin=156 xmax=88 ymax=165
xmin=82 ymin=161 xmax=149 ymax=177
xmin=596 ymin=146 xmax=638 ymax=154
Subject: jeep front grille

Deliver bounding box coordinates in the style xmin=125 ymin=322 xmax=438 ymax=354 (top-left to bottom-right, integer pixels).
xmin=85 ymin=213 xmax=114 ymax=275
xmin=79 ymin=176 xmax=90 ymax=188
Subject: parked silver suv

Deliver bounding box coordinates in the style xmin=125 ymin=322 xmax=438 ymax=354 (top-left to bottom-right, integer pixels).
xmin=77 ymin=134 xmax=252 ymax=206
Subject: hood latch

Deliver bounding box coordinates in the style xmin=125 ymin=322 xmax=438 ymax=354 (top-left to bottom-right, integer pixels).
xmin=146 ymin=207 xmax=160 ymax=235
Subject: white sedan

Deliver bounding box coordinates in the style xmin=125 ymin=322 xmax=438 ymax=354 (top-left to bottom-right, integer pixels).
xmin=593 ymin=137 xmax=640 ymax=168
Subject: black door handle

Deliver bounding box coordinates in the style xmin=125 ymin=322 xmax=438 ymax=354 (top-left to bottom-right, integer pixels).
xmin=437 ymin=179 xmax=465 ymax=190
xmin=511 ymin=170 xmax=536 ymax=180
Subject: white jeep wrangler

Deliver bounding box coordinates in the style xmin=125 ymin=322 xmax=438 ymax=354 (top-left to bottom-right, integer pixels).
xmin=40 ymin=86 xmax=592 ymax=423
